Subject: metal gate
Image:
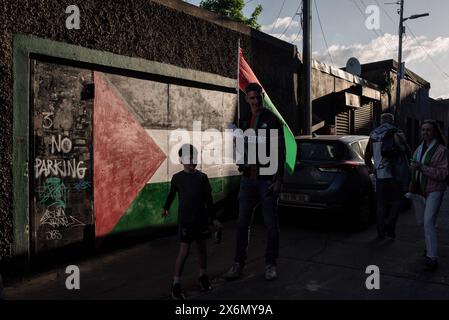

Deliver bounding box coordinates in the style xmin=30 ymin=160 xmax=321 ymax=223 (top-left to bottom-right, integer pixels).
xmin=335 ymin=110 xmax=351 ymax=135
xmin=31 ymin=60 xmax=94 ymax=255
xmin=353 ymin=103 xmax=373 ymax=135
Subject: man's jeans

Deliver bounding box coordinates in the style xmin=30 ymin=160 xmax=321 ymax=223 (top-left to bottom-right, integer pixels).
xmin=234 ymin=176 xmax=280 ymax=266
xmin=412 ymin=191 xmax=444 ymax=258
xmin=376 ymin=178 xmax=403 ymax=235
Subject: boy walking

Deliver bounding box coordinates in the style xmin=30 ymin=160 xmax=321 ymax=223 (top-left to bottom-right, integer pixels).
xmin=162 ymin=144 xmax=221 ymax=300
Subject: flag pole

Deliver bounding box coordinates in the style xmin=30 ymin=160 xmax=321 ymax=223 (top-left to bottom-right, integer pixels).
xmin=237 ymin=38 xmax=241 ymax=128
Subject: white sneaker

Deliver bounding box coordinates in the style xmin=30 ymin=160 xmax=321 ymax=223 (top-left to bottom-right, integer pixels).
xmin=265 ymin=264 xmax=277 ymax=280
xmin=223 ymin=263 xmax=243 ymax=280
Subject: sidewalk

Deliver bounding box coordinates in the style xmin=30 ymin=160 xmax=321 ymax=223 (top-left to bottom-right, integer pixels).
xmin=3 ymin=190 xmax=449 ymax=300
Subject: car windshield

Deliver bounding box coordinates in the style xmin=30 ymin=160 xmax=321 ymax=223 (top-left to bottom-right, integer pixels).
xmin=350 ymin=142 xmax=363 ymax=159
xmin=350 ymin=139 xmax=369 ymax=160
xmin=298 ymin=141 xmax=345 ymax=161
xmin=359 ymin=139 xmax=368 ymax=156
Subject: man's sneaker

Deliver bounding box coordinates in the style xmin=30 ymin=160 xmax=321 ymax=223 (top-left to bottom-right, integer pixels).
xmin=424 ymin=257 xmax=438 ymax=272
xmin=170 ymin=283 xmax=186 ymax=300
xmin=223 ymin=263 xmax=243 ymax=280
xmin=265 ymin=264 xmax=277 ymax=280
xmin=198 ymin=274 xmax=212 ymax=291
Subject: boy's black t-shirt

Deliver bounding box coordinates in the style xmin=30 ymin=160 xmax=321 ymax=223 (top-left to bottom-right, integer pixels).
xmin=163 ymin=170 xmax=214 ymax=228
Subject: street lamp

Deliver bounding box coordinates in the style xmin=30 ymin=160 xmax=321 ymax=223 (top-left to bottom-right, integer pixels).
xmin=395 ymin=0 xmax=429 ymax=116
xmin=404 ymin=13 xmax=429 ymax=21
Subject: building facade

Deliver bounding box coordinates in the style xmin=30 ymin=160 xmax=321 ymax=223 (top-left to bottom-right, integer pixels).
xmin=359 ymin=59 xmax=432 ymax=149
xmin=0 ymin=0 xmax=300 ymax=266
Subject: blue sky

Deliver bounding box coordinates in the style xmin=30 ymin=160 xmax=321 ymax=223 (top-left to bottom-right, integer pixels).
xmin=186 ymin=0 xmax=449 ymax=99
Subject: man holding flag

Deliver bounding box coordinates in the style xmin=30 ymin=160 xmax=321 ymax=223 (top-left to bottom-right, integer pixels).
xmin=224 ymin=49 xmax=297 ymax=281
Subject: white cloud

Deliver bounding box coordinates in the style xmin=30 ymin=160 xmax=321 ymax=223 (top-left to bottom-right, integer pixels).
xmin=261 ymin=16 xmax=300 ymax=33
xmin=312 ymin=34 xmax=449 ymax=99
xmin=437 ymin=93 xmax=449 ymax=100
xmin=313 ymin=34 xmax=449 ymax=69
xmin=403 ymin=36 xmax=449 ymax=63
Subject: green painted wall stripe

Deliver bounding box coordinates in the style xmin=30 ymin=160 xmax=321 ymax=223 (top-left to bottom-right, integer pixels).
xmin=112 ymin=182 xmax=175 ymax=233
xmin=12 ymin=38 xmax=30 ymax=258
xmin=112 ymin=176 xmax=240 ymax=233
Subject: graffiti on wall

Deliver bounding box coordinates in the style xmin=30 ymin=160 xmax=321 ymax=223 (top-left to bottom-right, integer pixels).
xmin=32 ymin=61 xmax=93 ymax=254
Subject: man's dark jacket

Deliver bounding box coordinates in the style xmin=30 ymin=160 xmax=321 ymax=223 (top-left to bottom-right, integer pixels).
xmin=238 ymin=108 xmax=285 ymax=182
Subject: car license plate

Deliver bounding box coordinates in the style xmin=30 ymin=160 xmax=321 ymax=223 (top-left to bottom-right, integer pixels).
xmin=280 ymin=193 xmax=309 ymax=203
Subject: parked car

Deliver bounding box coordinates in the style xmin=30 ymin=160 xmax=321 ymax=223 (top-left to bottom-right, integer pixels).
xmin=279 ymin=135 xmax=375 ymax=228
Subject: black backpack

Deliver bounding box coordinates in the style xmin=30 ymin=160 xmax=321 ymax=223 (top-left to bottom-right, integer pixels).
xmin=381 ymin=128 xmax=401 ymax=158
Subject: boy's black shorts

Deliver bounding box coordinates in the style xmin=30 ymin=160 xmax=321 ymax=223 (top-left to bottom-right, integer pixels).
xmin=179 ymin=225 xmax=211 ymax=243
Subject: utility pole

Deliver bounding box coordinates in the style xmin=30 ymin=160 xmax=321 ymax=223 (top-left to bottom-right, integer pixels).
xmin=395 ymin=0 xmax=404 ymax=115
xmin=303 ymin=0 xmax=312 ymax=135
xmin=394 ymin=0 xmax=429 ymax=116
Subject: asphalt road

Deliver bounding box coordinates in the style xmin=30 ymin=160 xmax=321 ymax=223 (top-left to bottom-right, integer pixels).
xmin=3 ymin=190 xmax=449 ymax=300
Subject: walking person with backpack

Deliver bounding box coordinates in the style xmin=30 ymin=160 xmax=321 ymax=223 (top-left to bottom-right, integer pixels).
xmin=365 ymin=113 xmax=411 ymax=239
xmin=406 ymin=120 xmax=449 ymax=271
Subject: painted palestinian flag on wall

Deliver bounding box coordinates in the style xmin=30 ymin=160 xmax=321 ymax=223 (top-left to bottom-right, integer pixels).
xmin=238 ymin=48 xmax=297 ymax=175
xmin=93 ymin=72 xmax=239 ymax=238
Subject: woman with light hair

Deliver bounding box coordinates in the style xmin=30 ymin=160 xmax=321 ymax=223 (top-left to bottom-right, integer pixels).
xmin=407 ymin=120 xmax=449 ymax=271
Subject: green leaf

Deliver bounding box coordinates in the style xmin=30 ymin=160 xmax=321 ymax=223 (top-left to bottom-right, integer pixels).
xmin=200 ymin=0 xmax=263 ymax=29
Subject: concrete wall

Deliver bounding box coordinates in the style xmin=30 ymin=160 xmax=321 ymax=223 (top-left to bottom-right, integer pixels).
xmin=0 ymin=0 xmax=298 ymax=258
xmin=311 ymin=68 xmax=336 ymax=101
xmin=308 ymin=63 xmax=379 ymax=133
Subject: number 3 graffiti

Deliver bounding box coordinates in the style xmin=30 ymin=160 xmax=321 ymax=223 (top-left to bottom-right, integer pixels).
xmin=42 ymin=112 xmax=54 ymax=129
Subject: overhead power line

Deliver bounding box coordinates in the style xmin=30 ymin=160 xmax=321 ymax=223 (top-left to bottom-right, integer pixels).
xmin=404 ymin=23 xmax=449 ymax=82
xmin=374 ymin=0 xmax=396 ymax=25
xmin=350 ymin=0 xmax=394 ymax=52
xmin=280 ymin=2 xmax=302 ymax=36
xmin=374 ymin=0 xmax=449 ymax=83
xmin=271 ymin=0 xmax=288 ymax=34
xmin=291 ymin=3 xmax=303 ymax=43
xmin=360 ymin=0 xmax=396 ymax=49
xmin=314 ymin=0 xmax=334 ymax=65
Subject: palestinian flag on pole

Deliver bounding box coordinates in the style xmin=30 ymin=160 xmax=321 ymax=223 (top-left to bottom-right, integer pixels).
xmin=238 ymin=48 xmax=297 ymax=175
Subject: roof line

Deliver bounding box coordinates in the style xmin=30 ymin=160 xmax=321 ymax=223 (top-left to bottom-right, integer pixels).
xmin=359 ymin=59 xmax=430 ymax=88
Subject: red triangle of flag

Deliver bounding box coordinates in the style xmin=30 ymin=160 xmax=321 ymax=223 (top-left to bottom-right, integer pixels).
xmin=93 ymin=72 xmax=166 ymax=237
